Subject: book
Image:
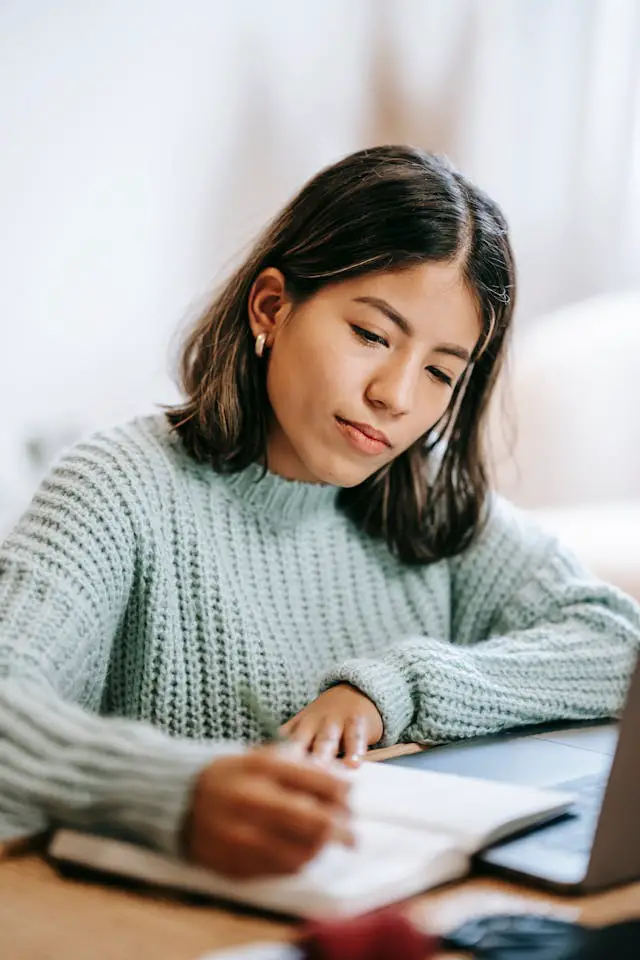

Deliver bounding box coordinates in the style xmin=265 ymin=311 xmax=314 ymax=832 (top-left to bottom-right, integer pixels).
xmin=47 ymin=761 xmax=574 ymax=919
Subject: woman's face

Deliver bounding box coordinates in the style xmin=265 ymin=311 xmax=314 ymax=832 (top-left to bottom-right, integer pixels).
xmin=249 ymin=262 xmax=482 ymax=487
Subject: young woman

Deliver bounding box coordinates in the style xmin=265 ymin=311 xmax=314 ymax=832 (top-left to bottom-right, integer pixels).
xmin=0 ymin=146 xmax=638 ymax=881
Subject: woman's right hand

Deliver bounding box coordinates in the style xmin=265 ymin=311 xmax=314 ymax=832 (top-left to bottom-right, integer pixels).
xmin=183 ymin=747 xmax=354 ymax=879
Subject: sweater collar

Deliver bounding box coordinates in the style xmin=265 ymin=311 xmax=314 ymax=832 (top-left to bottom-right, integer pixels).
xmin=223 ymin=462 xmax=339 ymax=525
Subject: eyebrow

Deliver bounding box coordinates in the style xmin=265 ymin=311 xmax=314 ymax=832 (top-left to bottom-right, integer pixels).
xmin=353 ymin=295 xmax=471 ymax=362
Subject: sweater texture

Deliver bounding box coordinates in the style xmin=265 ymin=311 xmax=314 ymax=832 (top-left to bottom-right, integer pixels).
xmin=1 ymin=414 xmax=638 ymax=854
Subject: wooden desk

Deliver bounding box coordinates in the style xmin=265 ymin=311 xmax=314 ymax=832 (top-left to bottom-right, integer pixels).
xmin=2 ymin=745 xmax=639 ymax=960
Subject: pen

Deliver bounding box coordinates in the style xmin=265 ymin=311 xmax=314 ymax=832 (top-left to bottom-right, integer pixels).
xmin=238 ymin=685 xmax=356 ymax=849
xmin=238 ymin=684 xmax=289 ymax=744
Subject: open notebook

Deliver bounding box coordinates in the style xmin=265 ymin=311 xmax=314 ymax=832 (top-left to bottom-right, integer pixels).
xmin=47 ymin=761 xmax=574 ymax=919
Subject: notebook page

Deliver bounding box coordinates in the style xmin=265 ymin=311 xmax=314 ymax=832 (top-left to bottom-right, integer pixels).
xmin=282 ymin=819 xmax=467 ymax=916
xmin=349 ymin=762 xmax=575 ymax=852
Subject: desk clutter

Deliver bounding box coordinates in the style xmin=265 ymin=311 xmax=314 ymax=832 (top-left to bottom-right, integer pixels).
xmin=203 ymin=911 xmax=640 ymax=960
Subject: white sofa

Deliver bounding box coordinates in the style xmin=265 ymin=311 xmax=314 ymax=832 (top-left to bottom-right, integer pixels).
xmin=489 ymin=291 xmax=640 ymax=602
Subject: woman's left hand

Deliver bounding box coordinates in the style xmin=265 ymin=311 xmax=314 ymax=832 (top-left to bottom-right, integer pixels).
xmin=279 ymin=684 xmax=384 ymax=767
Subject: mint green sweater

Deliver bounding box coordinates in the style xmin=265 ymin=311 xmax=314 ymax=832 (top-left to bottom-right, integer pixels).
xmin=0 ymin=415 xmax=638 ymax=855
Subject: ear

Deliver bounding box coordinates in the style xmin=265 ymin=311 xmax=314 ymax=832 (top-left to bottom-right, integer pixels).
xmin=247 ymin=268 xmax=290 ymax=347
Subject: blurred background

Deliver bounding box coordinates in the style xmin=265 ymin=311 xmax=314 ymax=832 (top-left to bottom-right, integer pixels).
xmin=1 ymin=1 xmax=639 ymax=565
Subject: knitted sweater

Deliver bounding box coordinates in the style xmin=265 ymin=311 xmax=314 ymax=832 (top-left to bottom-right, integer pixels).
xmin=0 ymin=415 xmax=638 ymax=856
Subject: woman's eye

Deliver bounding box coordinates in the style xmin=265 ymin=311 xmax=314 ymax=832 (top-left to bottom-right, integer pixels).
xmin=426 ymin=366 xmax=453 ymax=386
xmin=351 ymin=325 xmax=388 ymax=348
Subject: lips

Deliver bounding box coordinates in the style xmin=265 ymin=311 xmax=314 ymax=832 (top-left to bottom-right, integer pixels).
xmin=336 ymin=417 xmax=392 ymax=448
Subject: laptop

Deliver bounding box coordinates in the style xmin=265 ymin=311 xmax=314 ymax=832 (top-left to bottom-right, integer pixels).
xmin=383 ymin=656 xmax=640 ymax=893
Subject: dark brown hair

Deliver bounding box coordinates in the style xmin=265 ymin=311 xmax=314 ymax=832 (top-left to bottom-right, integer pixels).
xmin=166 ymin=145 xmax=515 ymax=564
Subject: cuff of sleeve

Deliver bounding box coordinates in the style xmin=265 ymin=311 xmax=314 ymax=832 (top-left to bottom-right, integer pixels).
xmin=97 ymin=740 xmax=244 ymax=858
xmin=0 ymin=679 xmax=245 ymax=860
xmin=320 ymin=657 xmax=415 ymax=747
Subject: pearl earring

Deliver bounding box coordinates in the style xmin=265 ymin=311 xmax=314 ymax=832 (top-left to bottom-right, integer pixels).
xmin=255 ymin=332 xmax=267 ymax=358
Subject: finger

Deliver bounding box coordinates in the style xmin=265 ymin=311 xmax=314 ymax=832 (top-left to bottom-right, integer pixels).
xmin=342 ymin=715 xmax=368 ymax=767
xmin=233 ymin=776 xmax=329 ymax=841
xmin=255 ymin=826 xmax=345 ymax=875
xmin=278 ymin=715 xmax=298 ymax=737
xmin=266 ymin=798 xmax=356 ymax=853
xmin=212 ymin=821 xmax=275 ymax=878
xmin=278 ymin=718 xmax=309 ymax=757
xmin=253 ymin=779 xmax=355 ymax=851
xmin=217 ymin=821 xmax=315 ymax=879
xmin=218 ymin=775 xmax=355 ymax=867
xmin=249 ymin=749 xmax=351 ymax=807
xmin=310 ymin=720 xmax=342 ymax=763
xmin=275 ymin=737 xmax=308 ymax=760
xmin=285 ymin=718 xmax=319 ymax=754
xmin=227 ymin=784 xmax=354 ymax=865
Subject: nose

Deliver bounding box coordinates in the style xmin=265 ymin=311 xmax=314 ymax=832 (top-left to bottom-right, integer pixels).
xmin=365 ymin=357 xmax=418 ymax=417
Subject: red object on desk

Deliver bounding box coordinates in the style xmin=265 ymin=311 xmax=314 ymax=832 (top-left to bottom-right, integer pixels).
xmin=299 ymin=908 xmax=438 ymax=959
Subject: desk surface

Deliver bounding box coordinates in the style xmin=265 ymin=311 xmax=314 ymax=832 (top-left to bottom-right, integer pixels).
xmin=2 ymin=744 xmax=640 ymax=960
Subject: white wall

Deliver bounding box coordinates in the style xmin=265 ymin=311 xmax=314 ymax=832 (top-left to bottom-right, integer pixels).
xmin=0 ymin=1 xmax=373 ymax=528
xmin=1 ymin=0 xmax=639 ymax=532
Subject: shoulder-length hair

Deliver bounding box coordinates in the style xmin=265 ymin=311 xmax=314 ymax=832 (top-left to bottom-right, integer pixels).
xmin=166 ymin=145 xmax=515 ymax=565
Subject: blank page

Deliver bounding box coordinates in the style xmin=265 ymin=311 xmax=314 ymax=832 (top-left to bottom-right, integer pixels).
xmin=349 ymin=762 xmax=575 ymax=851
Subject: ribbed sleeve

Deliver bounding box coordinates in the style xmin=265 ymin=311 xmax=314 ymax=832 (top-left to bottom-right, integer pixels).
xmin=321 ymin=498 xmax=640 ymax=744
xmin=0 ymin=679 xmax=228 ymax=853
xmin=0 ymin=431 xmax=229 ymax=851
